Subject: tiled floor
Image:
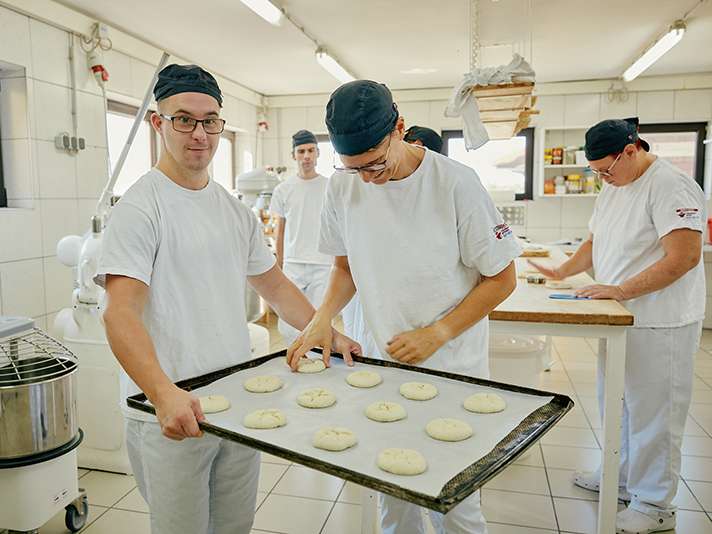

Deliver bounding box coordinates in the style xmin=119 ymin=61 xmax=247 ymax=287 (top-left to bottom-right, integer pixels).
xmin=27 ymin=329 xmax=712 ymax=533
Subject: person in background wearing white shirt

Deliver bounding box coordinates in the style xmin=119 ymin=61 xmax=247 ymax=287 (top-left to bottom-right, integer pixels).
xmin=287 ymin=80 xmax=522 ymax=534
xmin=270 ymin=130 xmax=332 ymax=345
xmin=530 ymin=117 xmax=705 ymax=534
xmin=97 ymin=64 xmax=359 ymax=534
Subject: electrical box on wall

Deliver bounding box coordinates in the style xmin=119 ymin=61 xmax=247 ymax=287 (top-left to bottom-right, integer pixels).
xmin=54 ymin=132 xmax=87 ymax=154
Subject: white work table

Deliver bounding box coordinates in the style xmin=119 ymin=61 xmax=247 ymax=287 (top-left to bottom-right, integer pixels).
xmin=490 ymin=250 xmax=633 ymax=534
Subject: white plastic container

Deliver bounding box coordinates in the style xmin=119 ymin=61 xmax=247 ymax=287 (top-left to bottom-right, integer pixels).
xmin=489 ymin=334 xmax=552 ymax=388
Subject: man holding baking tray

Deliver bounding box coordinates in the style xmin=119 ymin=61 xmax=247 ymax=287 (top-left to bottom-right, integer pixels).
xmin=287 ymin=79 xmax=521 ymax=534
xmin=529 ymin=117 xmax=705 ymax=534
xmin=97 ymin=64 xmax=360 ymax=534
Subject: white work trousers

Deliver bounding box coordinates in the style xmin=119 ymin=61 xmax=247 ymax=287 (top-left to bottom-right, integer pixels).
xmin=341 ymin=293 xmax=379 ymax=358
xmin=126 ymin=419 xmax=260 ymax=534
xmin=278 ymin=262 xmax=331 ymax=345
xmin=596 ymin=321 xmax=702 ymax=513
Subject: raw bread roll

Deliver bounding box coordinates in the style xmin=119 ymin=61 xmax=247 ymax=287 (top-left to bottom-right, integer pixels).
xmin=346 ymin=370 xmax=382 ymax=388
xmin=464 ymin=392 xmax=507 ymax=413
xmin=313 ymin=426 xmax=358 ymax=451
xmin=297 ymin=358 xmax=326 ymax=374
xmin=244 ymin=375 xmax=283 ymax=393
xmin=297 ymin=387 xmax=336 ymax=408
xmin=243 ymin=408 xmax=287 ymax=429
xmin=365 ymin=401 xmax=407 ymax=422
xmin=199 ymin=395 xmax=231 ymax=414
xmin=377 ymin=448 xmax=427 ymax=475
xmin=426 ymin=418 xmax=473 ymax=442
xmin=399 ymin=382 xmax=438 ymax=401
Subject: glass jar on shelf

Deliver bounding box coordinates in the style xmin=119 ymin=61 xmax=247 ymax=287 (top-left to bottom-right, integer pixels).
xmin=566 ymin=174 xmax=582 ymax=194
xmin=554 ymin=175 xmax=566 ymax=195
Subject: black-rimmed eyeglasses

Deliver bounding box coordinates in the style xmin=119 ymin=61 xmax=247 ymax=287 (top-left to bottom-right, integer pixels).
xmin=160 ymin=114 xmax=226 ymax=134
xmin=334 ymin=136 xmax=392 ymax=174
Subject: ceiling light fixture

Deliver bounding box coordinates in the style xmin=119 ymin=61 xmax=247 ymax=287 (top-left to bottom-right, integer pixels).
xmin=622 ymin=20 xmax=686 ymax=82
xmin=240 ymin=0 xmax=282 ymax=26
xmin=315 ymin=48 xmax=355 ymax=83
xmin=400 ymin=67 xmax=439 ymax=75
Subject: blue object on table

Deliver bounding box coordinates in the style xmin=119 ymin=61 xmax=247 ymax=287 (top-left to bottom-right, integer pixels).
xmin=549 ymin=294 xmax=592 ymax=300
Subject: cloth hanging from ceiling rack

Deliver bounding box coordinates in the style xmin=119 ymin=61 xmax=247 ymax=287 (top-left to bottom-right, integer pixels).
xmin=445 ymin=54 xmax=536 ymax=150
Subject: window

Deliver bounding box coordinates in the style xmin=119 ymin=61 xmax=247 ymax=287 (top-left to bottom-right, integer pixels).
xmin=315 ymin=135 xmax=342 ymax=178
xmin=442 ymin=128 xmax=534 ymax=200
xmin=106 ymin=101 xmax=156 ymax=195
xmin=212 ymin=133 xmax=235 ymax=191
xmin=638 ymin=122 xmax=707 ymax=190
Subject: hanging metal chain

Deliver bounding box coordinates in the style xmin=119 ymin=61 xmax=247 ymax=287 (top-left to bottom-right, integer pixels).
xmin=469 ymin=0 xmax=480 ymax=72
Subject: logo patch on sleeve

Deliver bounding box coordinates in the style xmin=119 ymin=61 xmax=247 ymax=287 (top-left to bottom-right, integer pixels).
xmin=493 ymin=223 xmax=512 ymax=240
xmin=675 ymin=208 xmax=700 ymax=219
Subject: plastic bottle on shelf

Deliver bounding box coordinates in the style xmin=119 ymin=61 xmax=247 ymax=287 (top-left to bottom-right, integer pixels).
xmin=554 ymin=175 xmax=566 ymax=195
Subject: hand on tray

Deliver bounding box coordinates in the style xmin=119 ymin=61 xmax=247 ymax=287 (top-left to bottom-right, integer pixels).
xmin=286 ymin=315 xmax=361 ymax=370
xmin=386 ymin=325 xmax=447 ymax=365
xmin=153 ymin=385 xmax=206 ymax=440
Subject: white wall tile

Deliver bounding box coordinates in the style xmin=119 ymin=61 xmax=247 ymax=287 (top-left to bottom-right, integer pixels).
xmin=305 ymin=106 xmax=326 ymax=134
xmin=397 ymin=101 xmax=431 ymax=129
xmin=0 ymin=207 xmax=43 ymax=262
xmin=278 ymin=107 xmax=308 ymax=139
xmin=0 ymin=258 xmax=45 ymax=318
xmin=35 ymin=140 xmax=76 ymax=199
xmin=0 ymin=77 xmax=30 ymax=139
xmin=1 ymin=139 xmax=36 ymax=200
xmin=564 ymin=94 xmax=599 ymax=128
xmin=531 ymin=95 xmax=564 ymax=128
xmin=637 ymin=91 xmax=674 ymax=123
xmin=29 ymin=19 xmax=70 ymax=87
xmin=76 ymin=199 xmax=97 ymax=230
xmin=428 ymin=100 xmax=454 ymax=132
xmin=525 ymin=197 xmax=561 ymax=228
xmin=222 ymin=95 xmax=241 ymax=129
xmin=33 ymin=80 xmax=72 ymax=142
xmin=262 ymin=138 xmax=280 ymax=166
xmin=76 ymin=146 xmax=109 ymax=199
xmin=239 ymin=101 xmax=258 ymax=136
xmin=561 ymin=197 xmax=596 ymax=229
xmin=262 ymin=107 xmax=279 ymax=139
xmin=0 ymin=6 xmax=32 ymax=74
xmin=33 ymin=314 xmax=48 ymax=332
xmin=40 ymin=199 xmax=79 ymax=257
xmin=526 ymin=227 xmax=562 ymax=243
xmin=674 ymin=90 xmax=712 ymax=121
xmin=129 ymin=58 xmax=156 ymax=101
xmin=43 ymin=256 xmax=72 ymax=313
xmin=103 ymin=49 xmax=132 ymax=96
xmin=77 ymin=92 xmax=108 ymax=148
xmin=600 ymin=92 xmax=638 ymax=120
xmin=564 ymin=226 xmax=591 ymax=240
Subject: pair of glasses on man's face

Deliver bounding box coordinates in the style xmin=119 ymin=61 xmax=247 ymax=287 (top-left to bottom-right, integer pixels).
xmin=160 ymin=114 xmax=226 ymax=134
xmin=333 ymin=135 xmax=392 ymax=174
xmin=590 ymin=152 xmax=622 ymax=178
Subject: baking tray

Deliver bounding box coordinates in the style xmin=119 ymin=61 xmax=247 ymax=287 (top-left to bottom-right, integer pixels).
xmin=127 ymin=350 xmax=573 ymax=513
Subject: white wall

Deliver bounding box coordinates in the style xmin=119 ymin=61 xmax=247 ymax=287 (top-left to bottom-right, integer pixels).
xmin=0 ymin=3 xmax=261 ymax=332
xmin=263 ymin=77 xmax=712 ymax=244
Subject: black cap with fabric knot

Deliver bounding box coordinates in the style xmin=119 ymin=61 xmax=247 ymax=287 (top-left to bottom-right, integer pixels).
xmin=154 ymin=64 xmax=223 ymax=107
xmin=325 ymin=80 xmax=399 ymax=156
xmin=585 ymin=117 xmax=650 ymax=161
xmin=292 ymin=129 xmax=318 ymax=148
xmin=404 ymin=125 xmax=443 ymax=153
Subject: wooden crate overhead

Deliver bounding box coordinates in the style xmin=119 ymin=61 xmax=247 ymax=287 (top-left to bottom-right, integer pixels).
xmin=470 ymin=82 xmax=539 ymax=139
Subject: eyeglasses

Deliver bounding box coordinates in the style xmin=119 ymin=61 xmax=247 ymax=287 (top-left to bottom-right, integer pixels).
xmin=334 ymin=135 xmax=392 ymax=174
xmin=160 ymin=114 xmax=226 ymax=134
xmin=590 ymin=152 xmax=622 ymax=178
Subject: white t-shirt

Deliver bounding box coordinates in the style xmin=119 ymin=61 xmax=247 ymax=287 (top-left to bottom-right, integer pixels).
xmin=319 ymin=149 xmax=522 ymax=376
xmin=588 ymin=158 xmax=706 ymax=328
xmin=97 ymin=169 xmax=276 ymax=419
xmin=270 ymin=175 xmax=331 ymax=265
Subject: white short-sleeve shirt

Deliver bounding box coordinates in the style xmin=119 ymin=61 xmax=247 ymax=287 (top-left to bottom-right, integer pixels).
xmin=319 ymin=149 xmax=522 ymax=376
xmin=589 ymin=158 xmax=706 ymax=328
xmin=97 ymin=169 xmax=275 ymax=418
xmin=270 ymin=175 xmax=331 ymax=265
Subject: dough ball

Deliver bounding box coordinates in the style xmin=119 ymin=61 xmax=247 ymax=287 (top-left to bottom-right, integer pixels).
xmin=346 ymin=370 xmax=382 ymax=388
xmin=297 ymin=358 xmax=326 ymax=374
xmin=297 ymin=387 xmax=336 ymax=408
xmin=545 ymin=280 xmax=573 ymax=289
xmin=399 ymin=382 xmax=438 ymax=401
xmin=365 ymin=401 xmax=407 ymax=422
xmin=244 ymin=375 xmax=283 ymax=393
xmin=425 ymin=418 xmax=473 ymax=442
xmin=243 ymin=408 xmax=287 ymax=429
xmin=464 ymin=392 xmax=507 ymax=413
xmin=199 ymin=395 xmax=231 ymax=414
xmin=312 ymin=426 xmax=358 ymax=451
xmin=377 ymin=448 xmax=427 ymax=475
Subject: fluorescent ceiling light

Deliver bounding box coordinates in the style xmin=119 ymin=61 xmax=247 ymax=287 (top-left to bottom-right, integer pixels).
xmin=400 ymin=67 xmax=439 ymax=75
xmin=240 ymin=0 xmax=282 ymax=26
xmin=622 ymin=20 xmax=686 ymax=82
xmin=315 ymin=48 xmax=355 ymax=83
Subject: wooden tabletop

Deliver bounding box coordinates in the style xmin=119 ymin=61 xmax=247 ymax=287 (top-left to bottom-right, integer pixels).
xmin=490 ymin=248 xmax=634 ymax=326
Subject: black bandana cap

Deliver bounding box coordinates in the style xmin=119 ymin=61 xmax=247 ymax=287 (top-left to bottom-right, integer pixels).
xmin=292 ymin=129 xmax=318 ymax=148
xmin=154 ymin=64 xmax=223 ymax=107
xmin=585 ymin=117 xmax=650 ymax=161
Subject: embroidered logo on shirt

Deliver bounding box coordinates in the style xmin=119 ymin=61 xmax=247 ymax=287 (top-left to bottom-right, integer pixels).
xmin=493 ymin=223 xmax=512 ymax=240
xmin=675 ymin=208 xmax=700 ymax=219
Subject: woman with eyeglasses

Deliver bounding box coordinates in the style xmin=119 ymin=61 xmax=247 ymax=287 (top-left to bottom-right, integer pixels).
xmin=287 ymin=80 xmax=522 ymax=534
xmin=530 ymin=117 xmax=705 ymax=534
